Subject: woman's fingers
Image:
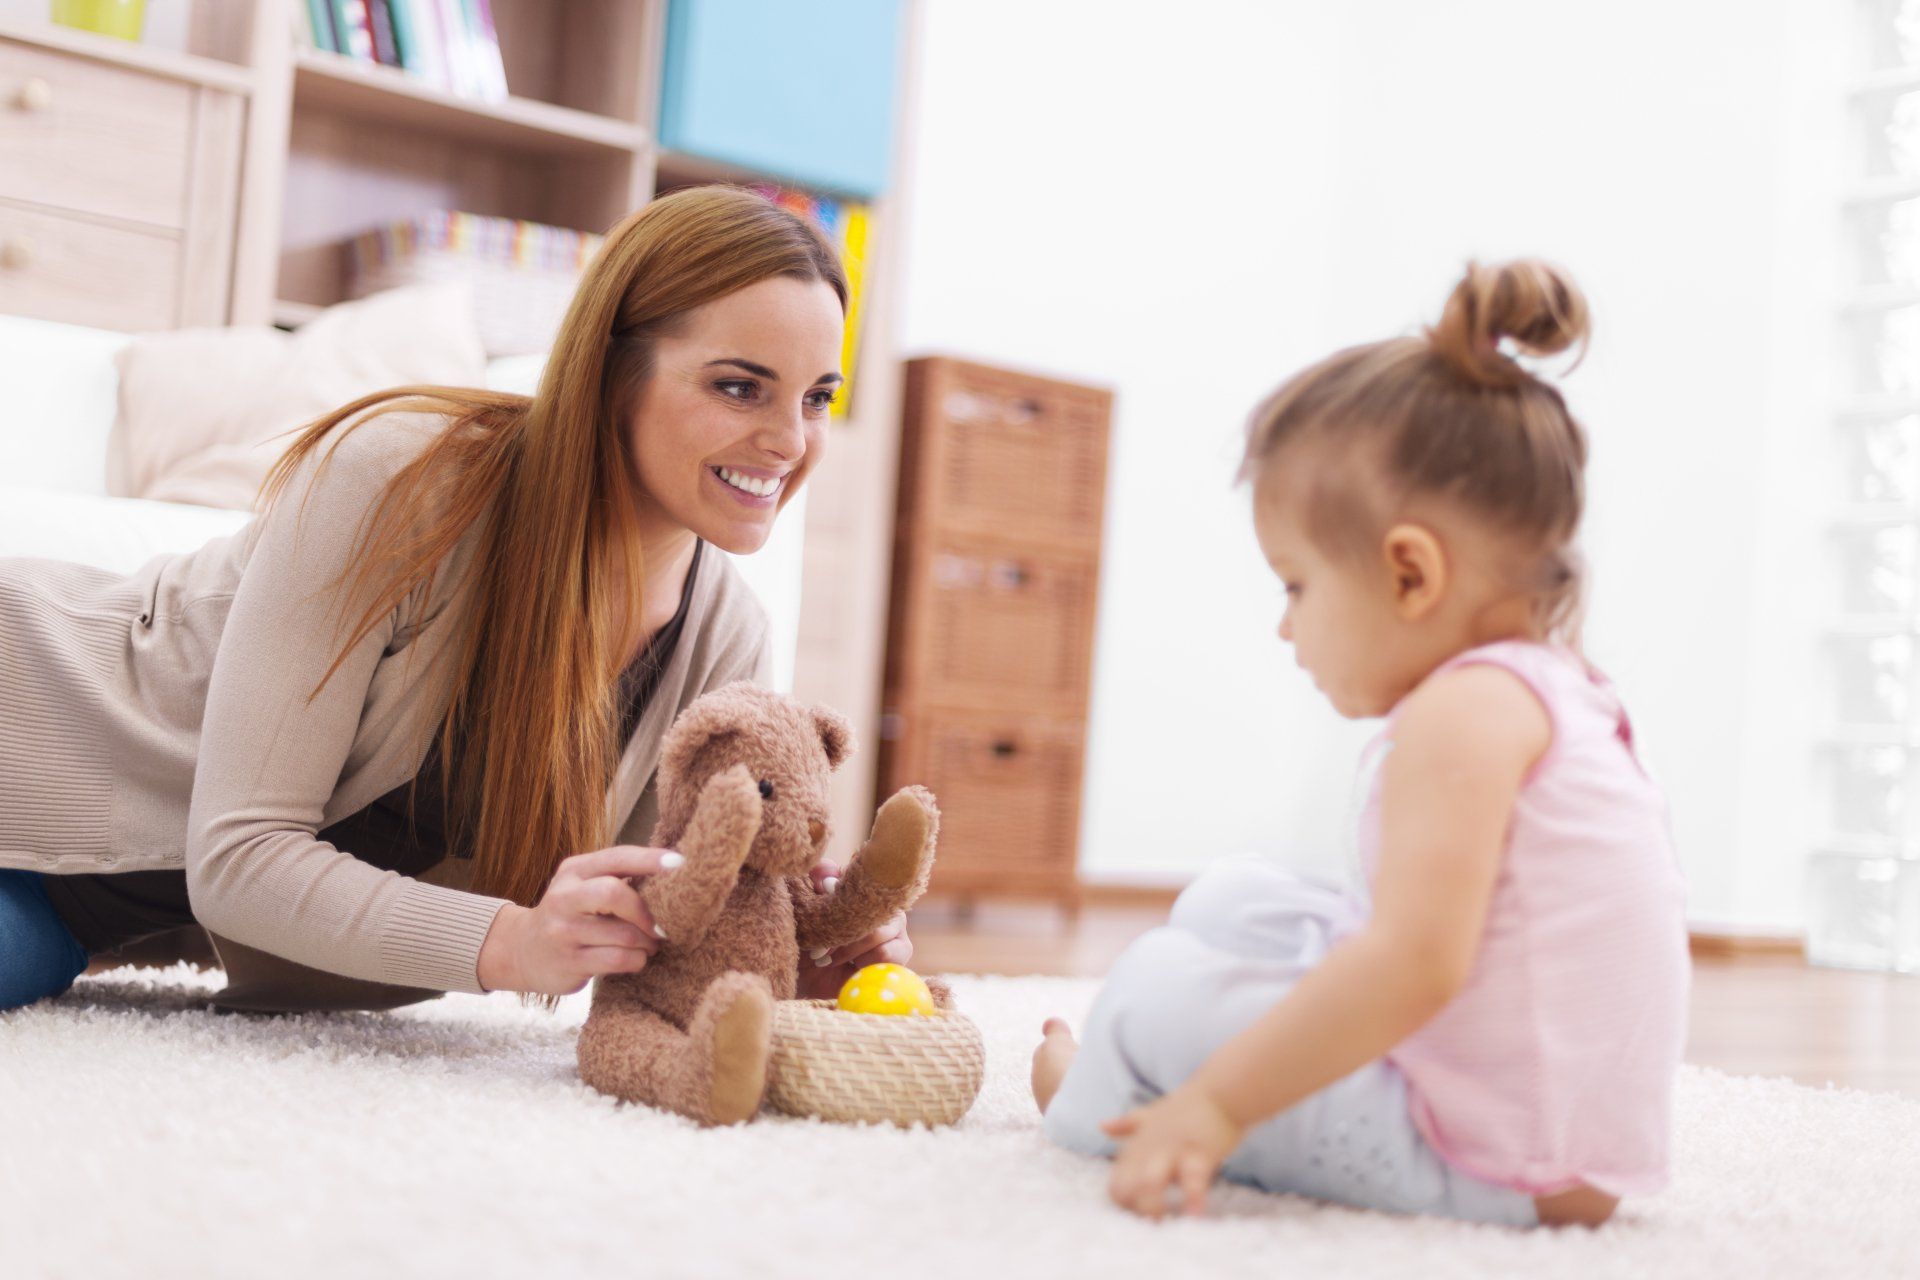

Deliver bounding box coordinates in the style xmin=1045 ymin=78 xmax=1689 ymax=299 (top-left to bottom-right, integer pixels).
xmin=572 ymin=917 xmax=657 ymax=952
xmin=577 ymin=944 xmax=652 ymax=977
xmin=573 ymin=875 xmax=660 ymax=937
xmin=835 ymin=936 xmax=912 ymax=971
xmin=562 ymin=845 xmax=685 ymax=883
xmin=828 ymin=912 xmax=910 ymax=966
xmin=809 ymin=858 xmax=842 ymax=891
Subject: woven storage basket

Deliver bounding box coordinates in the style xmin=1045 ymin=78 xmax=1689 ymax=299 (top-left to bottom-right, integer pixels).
xmin=767 ymin=1000 xmax=985 ymax=1127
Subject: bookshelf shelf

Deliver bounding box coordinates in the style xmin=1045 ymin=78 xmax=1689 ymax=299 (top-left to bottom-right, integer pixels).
xmin=291 ymin=50 xmax=646 ymax=156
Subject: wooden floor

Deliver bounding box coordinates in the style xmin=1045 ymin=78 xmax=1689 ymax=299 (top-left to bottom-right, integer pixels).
xmin=910 ymin=901 xmax=1920 ymax=1100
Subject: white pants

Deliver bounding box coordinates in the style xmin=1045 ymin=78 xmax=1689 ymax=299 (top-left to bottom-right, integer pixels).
xmin=1042 ymin=858 xmax=1537 ymax=1226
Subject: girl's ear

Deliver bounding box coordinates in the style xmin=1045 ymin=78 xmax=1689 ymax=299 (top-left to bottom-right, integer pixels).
xmin=1382 ymin=523 xmax=1448 ymax=620
xmin=811 ymin=705 xmax=854 ymax=771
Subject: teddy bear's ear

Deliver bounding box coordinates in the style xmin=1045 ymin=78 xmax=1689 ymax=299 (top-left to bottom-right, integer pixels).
xmin=811 ymin=705 xmax=854 ymax=772
xmin=657 ymin=691 xmax=750 ymax=792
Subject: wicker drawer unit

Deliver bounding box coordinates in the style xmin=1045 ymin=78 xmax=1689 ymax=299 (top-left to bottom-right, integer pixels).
xmin=901 ymin=357 xmax=1112 ymax=554
xmin=0 ymin=35 xmax=243 ymax=329
xmin=881 ymin=710 xmax=1089 ymax=900
xmin=882 ymin=357 xmax=1113 ymax=909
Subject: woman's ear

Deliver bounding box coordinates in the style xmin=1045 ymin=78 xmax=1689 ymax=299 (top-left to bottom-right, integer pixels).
xmin=1381 ymin=523 xmax=1448 ymax=620
xmin=811 ymin=705 xmax=854 ymax=771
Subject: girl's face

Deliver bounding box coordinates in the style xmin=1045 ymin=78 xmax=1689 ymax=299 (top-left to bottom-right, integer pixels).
xmin=1252 ymin=471 xmax=1416 ymax=720
xmin=626 ymin=275 xmax=846 ymax=554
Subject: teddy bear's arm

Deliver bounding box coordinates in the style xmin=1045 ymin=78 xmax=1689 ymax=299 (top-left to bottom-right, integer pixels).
xmin=792 ymin=786 xmax=939 ymax=951
xmin=642 ymin=764 xmax=762 ymax=948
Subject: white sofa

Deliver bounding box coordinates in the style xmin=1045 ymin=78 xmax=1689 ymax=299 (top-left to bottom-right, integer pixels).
xmin=0 ymin=313 xmax=803 ymax=688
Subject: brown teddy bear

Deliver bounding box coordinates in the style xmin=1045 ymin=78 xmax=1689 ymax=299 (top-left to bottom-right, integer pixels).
xmin=576 ymin=682 xmax=941 ymax=1126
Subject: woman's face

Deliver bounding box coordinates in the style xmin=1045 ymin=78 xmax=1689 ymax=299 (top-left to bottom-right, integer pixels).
xmin=626 ymin=275 xmax=845 ymax=554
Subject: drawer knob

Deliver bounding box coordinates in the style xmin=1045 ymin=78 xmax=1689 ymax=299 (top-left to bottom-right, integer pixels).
xmin=15 ymin=78 xmax=53 ymax=112
xmin=0 ymin=237 xmax=35 ymax=270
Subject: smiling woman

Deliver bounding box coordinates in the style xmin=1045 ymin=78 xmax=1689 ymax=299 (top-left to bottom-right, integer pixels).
xmin=0 ymin=187 xmax=916 ymax=1016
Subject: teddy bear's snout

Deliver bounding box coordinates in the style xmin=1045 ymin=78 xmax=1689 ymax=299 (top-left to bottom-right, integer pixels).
xmin=808 ymin=818 xmax=827 ymax=848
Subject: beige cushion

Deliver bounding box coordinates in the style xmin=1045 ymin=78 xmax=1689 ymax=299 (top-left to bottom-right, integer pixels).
xmin=108 ymin=284 xmax=486 ymax=510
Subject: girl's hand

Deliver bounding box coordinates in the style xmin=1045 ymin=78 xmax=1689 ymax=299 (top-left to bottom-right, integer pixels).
xmin=476 ymin=846 xmax=682 ymax=996
xmin=793 ymin=858 xmax=914 ymax=1000
xmin=1100 ymin=1085 xmax=1245 ymax=1220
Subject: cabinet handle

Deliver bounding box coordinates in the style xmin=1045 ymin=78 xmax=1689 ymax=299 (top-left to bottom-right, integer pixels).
xmin=15 ymin=78 xmax=53 ymax=112
xmin=0 ymin=237 xmax=35 ymax=271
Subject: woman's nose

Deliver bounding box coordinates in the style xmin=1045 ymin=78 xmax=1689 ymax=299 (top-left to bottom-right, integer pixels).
xmin=760 ymin=407 xmax=807 ymax=462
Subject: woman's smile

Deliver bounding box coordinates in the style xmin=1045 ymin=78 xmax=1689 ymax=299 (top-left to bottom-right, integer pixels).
xmin=708 ymin=464 xmax=788 ymax=507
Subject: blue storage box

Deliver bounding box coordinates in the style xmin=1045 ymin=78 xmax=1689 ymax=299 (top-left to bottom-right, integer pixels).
xmin=658 ymin=0 xmax=905 ymax=198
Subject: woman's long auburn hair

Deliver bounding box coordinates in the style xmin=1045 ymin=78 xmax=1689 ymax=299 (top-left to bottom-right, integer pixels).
xmin=261 ymin=187 xmax=848 ymax=911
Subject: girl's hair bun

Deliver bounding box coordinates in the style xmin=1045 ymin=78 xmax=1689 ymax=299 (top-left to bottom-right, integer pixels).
xmin=1429 ymin=259 xmax=1590 ymax=388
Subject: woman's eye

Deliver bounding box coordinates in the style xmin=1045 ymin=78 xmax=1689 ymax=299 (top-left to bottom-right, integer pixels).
xmin=804 ymin=389 xmax=839 ymax=414
xmin=716 ymin=380 xmax=757 ymax=402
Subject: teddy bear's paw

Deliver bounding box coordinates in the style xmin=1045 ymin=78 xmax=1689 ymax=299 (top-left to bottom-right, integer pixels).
xmin=696 ymin=973 xmax=774 ymax=1127
xmin=859 ymin=786 xmax=938 ymax=889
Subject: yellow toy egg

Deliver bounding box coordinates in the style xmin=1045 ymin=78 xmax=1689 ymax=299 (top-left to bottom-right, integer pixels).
xmin=836 ymin=963 xmax=936 ymax=1017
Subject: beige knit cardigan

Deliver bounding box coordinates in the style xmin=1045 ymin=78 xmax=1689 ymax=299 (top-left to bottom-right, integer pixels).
xmin=0 ymin=411 xmax=771 ymax=1006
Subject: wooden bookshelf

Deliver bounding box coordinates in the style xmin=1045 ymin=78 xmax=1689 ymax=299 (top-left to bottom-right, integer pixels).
xmin=290 ymin=49 xmax=646 ymax=156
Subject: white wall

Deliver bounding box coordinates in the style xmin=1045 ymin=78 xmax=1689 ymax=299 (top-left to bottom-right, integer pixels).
xmin=898 ymin=0 xmax=1843 ymax=927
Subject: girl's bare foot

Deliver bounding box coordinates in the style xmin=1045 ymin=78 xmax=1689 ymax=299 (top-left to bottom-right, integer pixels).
xmin=1030 ymin=1016 xmax=1079 ymax=1114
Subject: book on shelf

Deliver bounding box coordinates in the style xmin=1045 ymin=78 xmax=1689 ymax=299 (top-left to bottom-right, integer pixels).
xmin=750 ymin=185 xmax=873 ymax=420
xmin=300 ymin=0 xmax=509 ymax=102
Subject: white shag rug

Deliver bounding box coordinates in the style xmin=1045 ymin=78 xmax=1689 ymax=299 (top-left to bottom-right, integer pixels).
xmin=2 ymin=968 xmax=1916 ymax=1280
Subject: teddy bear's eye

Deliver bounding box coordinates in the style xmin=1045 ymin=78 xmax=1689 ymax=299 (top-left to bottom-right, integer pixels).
xmin=758 ymin=779 xmax=775 ymax=800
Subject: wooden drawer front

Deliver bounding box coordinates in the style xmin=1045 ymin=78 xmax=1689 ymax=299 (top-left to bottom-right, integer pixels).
xmin=919 ymin=362 xmax=1111 ymax=550
xmin=0 ymin=201 xmax=179 ymax=331
xmin=0 ymin=39 xmax=196 ymax=229
xmin=905 ymin=712 xmax=1086 ymax=885
xmin=913 ymin=542 xmax=1098 ymax=710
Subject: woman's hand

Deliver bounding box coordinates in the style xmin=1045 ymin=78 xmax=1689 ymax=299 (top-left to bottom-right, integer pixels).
xmin=793 ymin=857 xmax=914 ymax=1001
xmin=476 ymin=846 xmax=682 ymax=996
xmin=1099 ymin=1084 xmax=1245 ymax=1220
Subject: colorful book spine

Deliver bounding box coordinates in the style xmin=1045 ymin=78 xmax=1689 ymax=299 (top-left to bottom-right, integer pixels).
xmin=365 ymin=0 xmax=400 ymax=67
xmin=305 ymin=0 xmax=337 ymax=53
xmin=397 ymin=0 xmax=447 ymax=89
xmin=332 ymin=0 xmax=376 ymax=64
xmin=469 ymin=0 xmax=509 ymax=100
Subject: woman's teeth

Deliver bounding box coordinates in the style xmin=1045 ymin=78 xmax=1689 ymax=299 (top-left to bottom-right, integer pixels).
xmin=716 ymin=467 xmax=782 ymax=498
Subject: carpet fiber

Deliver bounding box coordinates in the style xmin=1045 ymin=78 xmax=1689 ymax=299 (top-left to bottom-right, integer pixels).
xmin=2 ymin=967 xmax=1915 ymax=1278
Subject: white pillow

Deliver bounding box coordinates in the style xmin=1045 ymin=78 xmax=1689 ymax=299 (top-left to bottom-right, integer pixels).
xmin=108 ymin=284 xmax=487 ymax=510
xmin=0 ymin=487 xmax=249 ymax=574
xmin=0 ymin=314 xmax=131 ymax=496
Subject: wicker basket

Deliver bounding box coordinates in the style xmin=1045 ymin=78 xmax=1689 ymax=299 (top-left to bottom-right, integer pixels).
xmin=766 ymin=999 xmax=985 ymax=1127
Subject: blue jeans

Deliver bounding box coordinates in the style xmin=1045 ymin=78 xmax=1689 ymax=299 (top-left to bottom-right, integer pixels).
xmin=0 ymin=869 xmax=90 ymax=1011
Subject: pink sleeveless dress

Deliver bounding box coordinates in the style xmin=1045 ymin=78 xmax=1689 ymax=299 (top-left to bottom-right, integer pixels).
xmin=1356 ymin=640 xmax=1690 ymax=1197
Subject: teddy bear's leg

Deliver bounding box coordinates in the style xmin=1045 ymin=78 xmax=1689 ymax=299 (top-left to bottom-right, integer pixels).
xmin=576 ymin=973 xmax=775 ymax=1127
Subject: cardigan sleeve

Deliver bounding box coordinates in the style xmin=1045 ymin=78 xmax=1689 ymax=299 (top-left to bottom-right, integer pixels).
xmin=184 ymin=419 xmax=509 ymax=993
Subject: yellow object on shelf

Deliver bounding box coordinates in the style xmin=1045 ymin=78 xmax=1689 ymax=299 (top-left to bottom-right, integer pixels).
xmin=836 ymin=963 xmax=935 ymax=1017
xmin=50 ymin=0 xmax=145 ymax=42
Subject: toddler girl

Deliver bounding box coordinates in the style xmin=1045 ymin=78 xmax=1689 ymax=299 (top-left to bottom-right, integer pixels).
xmin=1032 ymin=261 xmax=1688 ymax=1229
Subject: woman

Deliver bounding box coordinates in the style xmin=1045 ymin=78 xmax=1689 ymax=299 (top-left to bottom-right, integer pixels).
xmin=0 ymin=187 xmax=911 ymax=1013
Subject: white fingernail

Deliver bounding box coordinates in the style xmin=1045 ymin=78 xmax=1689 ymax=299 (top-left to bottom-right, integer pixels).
xmin=809 ymin=947 xmax=828 ymax=961
xmin=660 ymin=852 xmax=684 ymax=869
xmin=814 ymin=954 xmax=834 ymax=967
xmin=653 ymin=925 xmax=668 ymax=940
xmin=822 ymin=877 xmax=839 ymax=894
